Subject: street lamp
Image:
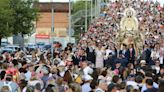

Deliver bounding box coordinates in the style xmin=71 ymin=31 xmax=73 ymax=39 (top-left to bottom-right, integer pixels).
xmin=85 ymin=0 xmax=88 ymax=32
xmin=51 ymin=0 xmax=54 ymax=62
xmin=68 ymin=0 xmax=72 ymax=42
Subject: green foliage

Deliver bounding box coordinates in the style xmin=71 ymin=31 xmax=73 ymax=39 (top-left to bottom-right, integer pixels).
xmin=0 ymin=0 xmax=13 ymax=38
xmin=9 ymin=0 xmax=38 ymax=35
xmin=0 ymin=0 xmax=38 ymax=45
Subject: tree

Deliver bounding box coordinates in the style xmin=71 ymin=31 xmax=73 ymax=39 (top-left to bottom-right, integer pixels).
xmin=0 ymin=0 xmax=13 ymax=46
xmin=0 ymin=0 xmax=38 ymax=46
xmin=9 ymin=0 xmax=38 ymax=46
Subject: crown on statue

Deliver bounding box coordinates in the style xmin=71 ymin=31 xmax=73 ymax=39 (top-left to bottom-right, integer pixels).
xmin=124 ymin=7 xmax=136 ymax=17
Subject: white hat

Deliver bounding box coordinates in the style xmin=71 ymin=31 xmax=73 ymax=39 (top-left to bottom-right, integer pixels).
xmin=140 ymin=60 xmax=146 ymax=64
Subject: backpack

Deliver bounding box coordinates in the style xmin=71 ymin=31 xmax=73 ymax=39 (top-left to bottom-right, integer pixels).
xmin=3 ymin=81 xmax=12 ymax=92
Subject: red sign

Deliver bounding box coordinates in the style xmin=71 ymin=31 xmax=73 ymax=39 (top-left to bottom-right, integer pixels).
xmin=35 ymin=34 xmax=50 ymax=39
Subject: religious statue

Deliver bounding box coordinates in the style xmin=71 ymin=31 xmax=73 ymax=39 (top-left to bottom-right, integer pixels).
xmin=116 ymin=7 xmax=144 ymax=53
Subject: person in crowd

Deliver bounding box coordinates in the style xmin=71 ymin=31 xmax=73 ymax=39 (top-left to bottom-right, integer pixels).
xmin=82 ymin=75 xmax=93 ymax=92
xmin=90 ymin=80 xmax=98 ymax=92
xmin=0 ymin=74 xmax=20 ymax=92
xmin=81 ymin=60 xmax=93 ymax=75
xmin=95 ymin=79 xmax=108 ymax=92
xmin=65 ymin=82 xmax=82 ymax=92
xmin=95 ymin=44 xmax=105 ymax=68
xmin=107 ymin=83 xmax=117 ymax=92
xmin=144 ymin=79 xmax=158 ymax=92
xmin=0 ymin=0 xmax=163 ymax=92
xmin=86 ymin=43 xmax=96 ymax=64
xmin=125 ymin=44 xmax=135 ymax=65
xmin=141 ymin=72 xmax=159 ymax=92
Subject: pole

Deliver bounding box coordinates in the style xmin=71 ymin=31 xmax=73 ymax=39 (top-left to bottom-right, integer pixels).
xmin=95 ymin=0 xmax=97 ymax=18
xmin=51 ymin=0 xmax=54 ymax=62
xmin=69 ymin=0 xmax=71 ymax=42
xmin=85 ymin=0 xmax=88 ymax=32
xmin=91 ymin=0 xmax=93 ymax=22
xmin=97 ymin=0 xmax=100 ymax=17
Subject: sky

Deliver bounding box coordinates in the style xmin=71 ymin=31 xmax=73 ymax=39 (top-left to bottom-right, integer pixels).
xmin=39 ymin=0 xmax=164 ymax=5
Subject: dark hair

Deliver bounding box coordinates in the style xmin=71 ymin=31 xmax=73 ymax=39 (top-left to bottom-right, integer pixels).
xmin=12 ymin=59 xmax=18 ymax=66
xmin=19 ymin=79 xmax=28 ymax=91
xmin=112 ymin=75 xmax=120 ymax=83
xmin=126 ymin=85 xmax=133 ymax=92
xmin=21 ymin=60 xmax=27 ymax=66
xmin=159 ymin=80 xmax=164 ymax=92
xmin=45 ymin=84 xmax=55 ymax=92
xmin=5 ymin=74 xmax=12 ymax=81
xmin=152 ymin=75 xmax=159 ymax=84
xmin=0 ymin=71 xmax=6 ymax=80
xmin=135 ymin=75 xmax=143 ymax=83
xmin=145 ymin=72 xmax=152 ymax=78
xmin=63 ymin=70 xmax=73 ymax=84
xmin=119 ymin=82 xmax=126 ymax=89
xmin=91 ymin=68 xmax=101 ymax=80
xmin=35 ymin=83 xmax=41 ymax=91
xmin=19 ymin=68 xmax=27 ymax=73
xmin=26 ymin=86 xmax=35 ymax=92
xmin=90 ymin=80 xmax=98 ymax=89
xmin=108 ymin=83 xmax=117 ymax=92
xmin=101 ymin=70 xmax=107 ymax=77
xmin=146 ymin=79 xmax=153 ymax=86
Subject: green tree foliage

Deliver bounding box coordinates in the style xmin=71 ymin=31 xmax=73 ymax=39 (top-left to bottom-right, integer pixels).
xmin=0 ymin=0 xmax=38 ymax=46
xmin=0 ymin=0 xmax=13 ymax=45
xmin=9 ymin=0 xmax=38 ymax=35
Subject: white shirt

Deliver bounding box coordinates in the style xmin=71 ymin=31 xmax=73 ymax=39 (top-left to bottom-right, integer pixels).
xmin=82 ymin=83 xmax=91 ymax=92
xmin=127 ymin=81 xmax=139 ymax=89
xmin=159 ymin=56 xmax=163 ymax=64
xmin=25 ymin=71 xmax=31 ymax=81
xmin=151 ymin=50 xmax=160 ymax=59
xmin=83 ymin=66 xmax=93 ymax=75
xmin=106 ymin=49 xmax=113 ymax=55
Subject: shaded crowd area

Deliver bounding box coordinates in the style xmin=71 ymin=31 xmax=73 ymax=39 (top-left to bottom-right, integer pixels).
xmin=0 ymin=0 xmax=164 ymax=92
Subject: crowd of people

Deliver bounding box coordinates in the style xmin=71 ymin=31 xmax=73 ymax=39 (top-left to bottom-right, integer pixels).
xmin=0 ymin=0 xmax=164 ymax=92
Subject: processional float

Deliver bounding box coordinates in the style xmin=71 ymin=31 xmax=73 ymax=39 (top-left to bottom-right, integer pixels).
xmin=116 ymin=7 xmax=145 ymax=54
